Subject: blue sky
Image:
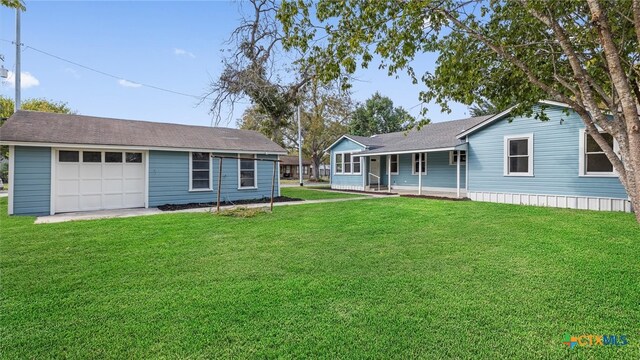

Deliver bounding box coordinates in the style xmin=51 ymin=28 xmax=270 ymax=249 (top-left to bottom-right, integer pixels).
xmin=0 ymin=1 xmax=470 ymax=127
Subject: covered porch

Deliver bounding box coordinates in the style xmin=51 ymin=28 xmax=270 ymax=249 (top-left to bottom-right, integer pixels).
xmin=360 ymin=145 xmax=468 ymax=199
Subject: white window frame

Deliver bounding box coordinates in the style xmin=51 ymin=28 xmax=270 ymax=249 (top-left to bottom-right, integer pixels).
xmin=389 ymin=154 xmax=399 ymax=175
xmin=449 ymin=150 xmax=466 ymax=165
xmin=333 ymin=151 xmax=361 ymax=175
xmin=411 ymin=153 xmax=427 ymax=175
xmin=238 ymin=154 xmax=258 ymax=190
xmin=578 ymin=129 xmax=619 ymax=177
xmin=503 ymin=134 xmax=534 ymax=177
xmin=189 ymin=151 xmax=213 ymax=192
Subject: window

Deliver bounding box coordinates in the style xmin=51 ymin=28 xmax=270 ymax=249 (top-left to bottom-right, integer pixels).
xmin=449 ymin=151 xmax=466 ymax=165
xmin=239 ymin=155 xmax=257 ymax=189
xmin=126 ymin=152 xmax=142 ymax=163
xmin=304 ymin=166 xmax=308 ymax=175
xmin=581 ymin=130 xmax=617 ymax=176
xmin=352 ymin=155 xmax=361 ymax=174
xmin=191 ymin=152 xmax=211 ymax=190
xmin=59 ymin=150 xmax=79 ymax=162
xmin=504 ymin=134 xmax=533 ymax=176
xmin=412 ymin=153 xmax=426 ymax=175
xmin=389 ymin=154 xmax=399 ymax=174
xmin=82 ymin=151 xmax=101 ymax=163
xmin=334 ymin=152 xmax=362 ymax=174
xmin=105 ymin=152 xmax=123 ymax=163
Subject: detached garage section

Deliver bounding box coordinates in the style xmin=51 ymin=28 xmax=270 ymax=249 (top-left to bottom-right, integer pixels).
xmin=0 ymin=111 xmax=286 ymax=216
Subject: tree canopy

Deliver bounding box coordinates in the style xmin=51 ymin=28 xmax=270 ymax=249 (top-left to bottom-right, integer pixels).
xmin=349 ymin=92 xmax=414 ymax=136
xmin=278 ymin=0 xmax=640 ymax=222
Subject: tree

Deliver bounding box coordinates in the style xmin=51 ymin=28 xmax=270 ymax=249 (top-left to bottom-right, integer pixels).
xmin=279 ymin=0 xmax=640 ymax=223
xmin=469 ymin=100 xmax=501 ymax=117
xmin=239 ymin=80 xmax=352 ymax=179
xmin=1 ymin=0 xmax=25 ymax=10
xmin=349 ymin=92 xmax=414 ymax=136
xmin=0 ymin=96 xmax=74 ymax=158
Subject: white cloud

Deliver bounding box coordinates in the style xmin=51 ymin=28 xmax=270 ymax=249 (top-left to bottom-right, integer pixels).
xmin=174 ymin=48 xmax=196 ymax=58
xmin=3 ymin=71 xmax=40 ymax=89
xmin=117 ymin=79 xmax=142 ymax=88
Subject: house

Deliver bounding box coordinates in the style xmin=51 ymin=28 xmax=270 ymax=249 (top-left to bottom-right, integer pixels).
xmin=0 ymin=111 xmax=287 ymax=216
xmin=328 ymin=101 xmax=632 ymax=212
xmin=279 ymin=155 xmax=312 ymax=179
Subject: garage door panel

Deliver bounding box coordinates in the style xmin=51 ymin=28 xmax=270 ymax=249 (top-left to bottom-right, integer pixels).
xmin=55 ymin=149 xmax=145 ymax=213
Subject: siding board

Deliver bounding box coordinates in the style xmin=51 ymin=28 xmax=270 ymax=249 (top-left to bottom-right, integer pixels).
xmin=13 ymin=146 xmax=51 ymax=215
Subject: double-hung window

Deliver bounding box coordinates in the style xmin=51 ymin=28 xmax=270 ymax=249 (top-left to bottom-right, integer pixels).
xmin=239 ymin=155 xmax=257 ymax=189
xmin=190 ymin=152 xmax=211 ymax=190
xmin=580 ymin=130 xmax=617 ymax=176
xmin=412 ymin=153 xmax=426 ymax=175
xmin=352 ymin=155 xmax=361 ymax=174
xmin=450 ymin=151 xmax=466 ymax=165
xmin=335 ymin=153 xmax=343 ymax=174
xmin=334 ymin=152 xmax=361 ymax=174
xmin=344 ymin=153 xmax=352 ymax=173
xmin=504 ymin=134 xmax=533 ymax=176
xmin=389 ymin=154 xmax=399 ymax=174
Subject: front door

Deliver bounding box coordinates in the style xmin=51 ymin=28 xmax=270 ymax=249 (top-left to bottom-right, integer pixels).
xmin=369 ymin=156 xmax=380 ymax=185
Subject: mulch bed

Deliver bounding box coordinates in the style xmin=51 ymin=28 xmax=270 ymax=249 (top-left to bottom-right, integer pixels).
xmin=158 ymin=196 xmax=303 ymax=211
xmin=401 ymin=194 xmax=470 ymax=201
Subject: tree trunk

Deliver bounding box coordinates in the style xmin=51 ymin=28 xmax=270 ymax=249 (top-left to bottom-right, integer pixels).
xmin=311 ymin=154 xmax=322 ymax=181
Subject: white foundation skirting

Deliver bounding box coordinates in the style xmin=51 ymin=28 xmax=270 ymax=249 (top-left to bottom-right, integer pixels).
xmin=331 ymin=184 xmax=365 ymax=191
xmin=468 ymin=191 xmax=633 ymax=213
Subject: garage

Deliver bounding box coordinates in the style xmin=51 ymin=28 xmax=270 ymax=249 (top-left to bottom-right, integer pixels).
xmin=54 ymin=149 xmax=146 ymax=213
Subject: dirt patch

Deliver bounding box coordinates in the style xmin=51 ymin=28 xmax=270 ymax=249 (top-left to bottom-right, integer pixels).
xmin=158 ymin=196 xmax=303 ymax=211
xmin=401 ymin=194 xmax=470 ymax=201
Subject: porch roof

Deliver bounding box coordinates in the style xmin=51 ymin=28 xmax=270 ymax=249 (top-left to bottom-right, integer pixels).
xmin=353 ymin=115 xmax=490 ymax=156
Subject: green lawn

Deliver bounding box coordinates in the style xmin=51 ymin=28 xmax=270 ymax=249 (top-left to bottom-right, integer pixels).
xmin=1 ymin=197 xmax=639 ymax=358
xmin=281 ymin=186 xmax=365 ymax=200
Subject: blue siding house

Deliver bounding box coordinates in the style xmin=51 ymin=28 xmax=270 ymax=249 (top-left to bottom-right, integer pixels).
xmin=328 ymin=101 xmax=631 ymax=212
xmin=0 ymin=111 xmax=286 ymax=216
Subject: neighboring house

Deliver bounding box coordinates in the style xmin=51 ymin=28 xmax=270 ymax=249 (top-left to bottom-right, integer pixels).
xmin=279 ymin=155 xmax=312 ymax=179
xmin=328 ymin=100 xmax=632 ymax=212
xmin=0 ymin=111 xmax=287 ymax=216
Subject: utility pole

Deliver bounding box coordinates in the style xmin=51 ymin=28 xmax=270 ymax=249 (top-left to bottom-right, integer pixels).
xmin=14 ymin=9 xmax=21 ymax=112
xmin=297 ymin=104 xmax=303 ymax=186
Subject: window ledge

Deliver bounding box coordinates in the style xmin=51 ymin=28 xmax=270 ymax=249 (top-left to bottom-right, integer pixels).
xmin=189 ymin=188 xmax=213 ymax=192
xmin=503 ymin=174 xmax=534 ymax=177
xmin=580 ymin=173 xmax=618 ymax=178
xmin=238 ymin=186 xmax=258 ymax=190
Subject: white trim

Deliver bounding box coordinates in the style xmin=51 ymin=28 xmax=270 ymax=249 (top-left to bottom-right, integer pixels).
xmin=411 ymin=153 xmax=427 ymax=175
xmin=144 ymin=150 xmax=149 ymax=208
xmin=578 ymin=128 xmax=619 ymax=177
xmin=0 ymin=141 xmax=287 ymax=155
xmin=362 ymin=147 xmax=456 ymax=157
xmin=189 ymin=152 xmax=214 ymax=192
xmin=325 ymin=135 xmax=368 ymax=152
xmin=449 ymin=150 xmax=466 ymax=165
xmin=468 ymin=191 xmax=632 ymax=213
xmin=50 ymin=149 xmax=55 ymax=215
xmin=238 ymin=154 xmax=258 ymax=190
xmin=503 ymin=133 xmax=534 ymax=177
xmin=333 ymin=150 xmax=363 ymax=175
xmin=465 ymin=136 xmax=469 ymax=191
xmin=389 ymin=154 xmax=399 ymax=175
xmin=456 ymin=150 xmax=461 ymax=198
xmin=8 ymin=145 xmax=14 ymax=215
xmin=330 ymin=184 xmax=365 ymax=191
xmin=277 ymin=155 xmax=281 ymax=197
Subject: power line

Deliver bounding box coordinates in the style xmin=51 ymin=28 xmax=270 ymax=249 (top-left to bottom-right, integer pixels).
xmin=0 ymin=38 xmax=208 ymax=100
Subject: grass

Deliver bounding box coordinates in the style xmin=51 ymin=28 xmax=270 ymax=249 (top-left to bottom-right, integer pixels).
xmin=280 ymin=186 xmax=365 ymax=200
xmin=1 ymin=196 xmax=639 ymax=358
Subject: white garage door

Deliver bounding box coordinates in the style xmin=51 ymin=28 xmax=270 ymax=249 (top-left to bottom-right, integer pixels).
xmin=54 ymin=149 xmax=145 ymax=213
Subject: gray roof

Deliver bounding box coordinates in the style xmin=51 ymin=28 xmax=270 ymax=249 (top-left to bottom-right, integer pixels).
xmin=0 ymin=110 xmax=287 ymax=154
xmin=345 ymin=115 xmax=492 ymax=155
xmin=279 ymin=155 xmax=311 ymax=165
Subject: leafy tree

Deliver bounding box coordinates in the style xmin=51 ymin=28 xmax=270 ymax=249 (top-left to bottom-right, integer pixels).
xmin=279 ymin=0 xmax=640 ymax=223
xmin=0 ymin=96 xmax=74 ymax=158
xmin=469 ymin=100 xmax=501 ymax=117
xmin=349 ymin=92 xmax=414 ymax=136
xmin=1 ymin=0 xmax=25 ymax=10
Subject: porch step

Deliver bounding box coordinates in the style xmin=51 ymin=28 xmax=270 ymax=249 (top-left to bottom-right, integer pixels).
xmin=366 ymin=185 xmax=389 ymax=192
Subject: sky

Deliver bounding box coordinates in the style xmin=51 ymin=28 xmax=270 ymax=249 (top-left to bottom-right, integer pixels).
xmin=0 ymin=1 xmax=471 ymax=128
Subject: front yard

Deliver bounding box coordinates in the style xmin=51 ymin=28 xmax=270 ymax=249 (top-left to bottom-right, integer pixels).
xmin=1 ymin=194 xmax=639 ymax=358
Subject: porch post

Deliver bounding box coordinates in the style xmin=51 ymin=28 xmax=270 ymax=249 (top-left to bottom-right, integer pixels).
xmin=387 ymin=155 xmax=391 ymax=193
xmin=418 ymin=152 xmax=422 ymax=195
xmin=456 ymin=150 xmax=461 ymax=198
